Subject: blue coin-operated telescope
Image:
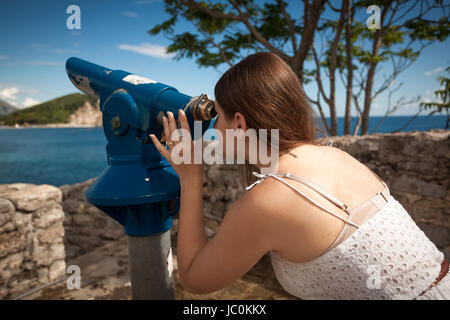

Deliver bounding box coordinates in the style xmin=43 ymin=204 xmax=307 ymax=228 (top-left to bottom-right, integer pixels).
xmin=65 ymin=57 xmax=216 ymax=299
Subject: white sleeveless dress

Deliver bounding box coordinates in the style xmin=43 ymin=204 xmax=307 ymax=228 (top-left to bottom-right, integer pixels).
xmin=245 ymin=169 xmax=448 ymax=300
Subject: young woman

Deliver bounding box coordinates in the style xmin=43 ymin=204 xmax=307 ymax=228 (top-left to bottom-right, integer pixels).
xmin=150 ymin=52 xmax=449 ymax=300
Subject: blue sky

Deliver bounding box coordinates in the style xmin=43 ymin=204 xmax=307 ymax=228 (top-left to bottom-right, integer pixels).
xmin=0 ymin=0 xmax=448 ymax=117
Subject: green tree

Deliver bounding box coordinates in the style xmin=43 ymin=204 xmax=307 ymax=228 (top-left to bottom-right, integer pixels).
xmin=313 ymin=0 xmax=449 ymax=135
xmin=420 ymin=66 xmax=450 ymax=129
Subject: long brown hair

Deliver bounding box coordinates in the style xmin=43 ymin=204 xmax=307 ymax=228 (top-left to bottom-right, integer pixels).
xmin=214 ymin=51 xmax=329 ymax=189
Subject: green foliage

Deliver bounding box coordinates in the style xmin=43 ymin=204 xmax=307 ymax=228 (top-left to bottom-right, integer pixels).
xmin=0 ymin=93 xmax=98 ymax=125
xmin=166 ymin=32 xmax=210 ymax=60
xmin=406 ymin=16 xmax=450 ymax=41
xmin=148 ymin=15 xmax=178 ymax=35
xmin=148 ymin=0 xmax=449 ymax=76
xmin=257 ymin=2 xmax=291 ymax=41
xmin=148 ymin=0 xmax=298 ymax=68
xmin=420 ymin=66 xmax=450 ymax=115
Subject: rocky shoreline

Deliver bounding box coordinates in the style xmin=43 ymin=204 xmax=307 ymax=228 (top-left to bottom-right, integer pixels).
xmin=0 ymin=124 xmax=100 ymax=129
xmin=0 ymin=100 xmax=102 ymax=129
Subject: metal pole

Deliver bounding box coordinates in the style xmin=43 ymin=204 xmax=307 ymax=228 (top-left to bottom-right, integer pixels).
xmin=127 ymin=229 xmax=174 ymax=300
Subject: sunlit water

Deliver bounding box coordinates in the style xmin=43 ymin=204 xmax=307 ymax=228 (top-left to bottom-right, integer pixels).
xmin=0 ymin=115 xmax=447 ymax=186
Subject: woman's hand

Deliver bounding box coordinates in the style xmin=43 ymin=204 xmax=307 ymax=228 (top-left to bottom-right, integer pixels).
xmin=149 ymin=109 xmax=203 ymax=185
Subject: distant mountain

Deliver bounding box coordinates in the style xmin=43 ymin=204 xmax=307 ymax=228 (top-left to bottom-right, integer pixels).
xmin=0 ymin=93 xmax=101 ymax=126
xmin=0 ymin=99 xmax=19 ymax=116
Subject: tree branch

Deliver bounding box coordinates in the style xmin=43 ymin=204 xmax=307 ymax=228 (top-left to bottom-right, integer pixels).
xmin=294 ymin=0 xmax=326 ymax=82
xmin=311 ymin=43 xmax=330 ymax=105
xmin=276 ymin=0 xmax=297 ymax=54
xmin=326 ymin=0 xmax=340 ymax=12
xmin=228 ymin=0 xmax=292 ymax=62
xmin=308 ymin=86 xmax=331 ymax=134
xmin=191 ymin=20 xmax=234 ymax=67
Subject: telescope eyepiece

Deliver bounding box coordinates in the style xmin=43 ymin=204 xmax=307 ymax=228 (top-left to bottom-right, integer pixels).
xmin=186 ymin=93 xmax=217 ymax=121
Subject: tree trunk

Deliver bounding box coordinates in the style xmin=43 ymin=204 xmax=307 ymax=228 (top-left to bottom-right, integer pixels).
xmin=361 ymin=2 xmax=392 ymax=135
xmin=295 ymin=0 xmax=327 ymax=83
xmin=344 ymin=0 xmax=353 ymax=135
xmin=327 ymin=0 xmax=347 ymax=136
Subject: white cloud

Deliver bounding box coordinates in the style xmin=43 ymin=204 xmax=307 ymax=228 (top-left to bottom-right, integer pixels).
xmin=0 ymin=86 xmax=41 ymax=109
xmin=118 ymin=43 xmax=175 ymax=59
xmin=0 ymin=87 xmax=20 ymax=105
xmin=425 ymin=67 xmax=444 ymax=76
xmin=423 ymin=98 xmax=431 ymax=103
xmin=123 ymin=11 xmax=139 ymax=18
xmin=22 ymin=98 xmax=41 ymax=108
xmin=26 ymin=60 xmax=64 ymax=66
xmin=0 ymin=55 xmax=8 ymax=59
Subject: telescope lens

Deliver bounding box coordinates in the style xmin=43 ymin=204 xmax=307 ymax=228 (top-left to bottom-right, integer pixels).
xmin=209 ymin=102 xmax=217 ymax=119
xmin=189 ymin=94 xmax=217 ymax=121
xmin=200 ymin=100 xmax=216 ymax=120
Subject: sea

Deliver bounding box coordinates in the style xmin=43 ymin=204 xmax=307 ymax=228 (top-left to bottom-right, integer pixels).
xmin=0 ymin=115 xmax=447 ymax=187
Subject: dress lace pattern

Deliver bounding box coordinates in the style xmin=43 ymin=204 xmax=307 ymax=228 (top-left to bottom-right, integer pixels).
xmin=270 ymin=195 xmax=446 ymax=300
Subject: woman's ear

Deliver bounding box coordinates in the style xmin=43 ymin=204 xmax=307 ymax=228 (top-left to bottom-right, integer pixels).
xmin=233 ymin=112 xmax=247 ymax=131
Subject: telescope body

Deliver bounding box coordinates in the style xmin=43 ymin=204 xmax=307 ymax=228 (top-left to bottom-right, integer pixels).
xmin=66 ymin=57 xmax=213 ymax=236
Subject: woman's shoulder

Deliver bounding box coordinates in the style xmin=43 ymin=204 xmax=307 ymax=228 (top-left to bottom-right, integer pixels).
xmin=240 ymin=166 xmax=323 ymax=229
xmin=244 ymin=145 xmax=345 ymax=207
xmin=278 ymin=144 xmax=386 ymax=205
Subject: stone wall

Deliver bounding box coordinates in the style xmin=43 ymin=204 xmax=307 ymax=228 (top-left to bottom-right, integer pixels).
xmin=59 ymin=178 xmax=124 ymax=260
xmin=0 ymin=128 xmax=448 ymax=299
xmin=0 ymin=184 xmax=66 ymax=299
xmin=68 ymin=101 xmax=102 ymax=127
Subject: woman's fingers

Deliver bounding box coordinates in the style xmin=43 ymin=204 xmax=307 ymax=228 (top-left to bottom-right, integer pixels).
xmin=149 ymin=134 xmax=171 ymax=161
xmin=178 ymin=109 xmax=191 ymax=136
xmin=163 ymin=116 xmax=170 ymax=144
xmin=167 ymin=111 xmax=180 ymax=141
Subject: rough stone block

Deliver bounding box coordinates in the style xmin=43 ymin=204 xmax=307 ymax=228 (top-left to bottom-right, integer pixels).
xmin=0 ymin=232 xmax=26 ymax=259
xmin=49 ymin=260 xmax=66 ymax=282
xmin=12 ymin=211 xmax=32 ymax=230
xmin=0 ymin=198 xmax=15 ymax=226
xmin=0 ymin=222 xmax=15 ymax=234
xmin=37 ymin=267 xmax=49 ymax=284
xmin=37 ymin=224 xmax=65 ymax=245
xmin=0 ymin=184 xmax=62 ymax=212
xmin=411 ymin=199 xmax=446 ymax=224
xmin=32 ymin=202 xmax=64 ymax=229
xmin=0 ymin=252 xmax=24 ymax=280
xmin=72 ymin=213 xmax=94 ymax=226
xmin=32 ymin=242 xmax=65 ymax=267
xmin=392 ymin=174 xmax=446 ymax=198
xmin=63 ymin=199 xmax=85 ymax=215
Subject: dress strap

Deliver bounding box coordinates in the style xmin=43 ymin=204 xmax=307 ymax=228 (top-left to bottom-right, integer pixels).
xmin=275 ymin=171 xmax=352 ymax=215
xmin=246 ymin=172 xmax=360 ymax=229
